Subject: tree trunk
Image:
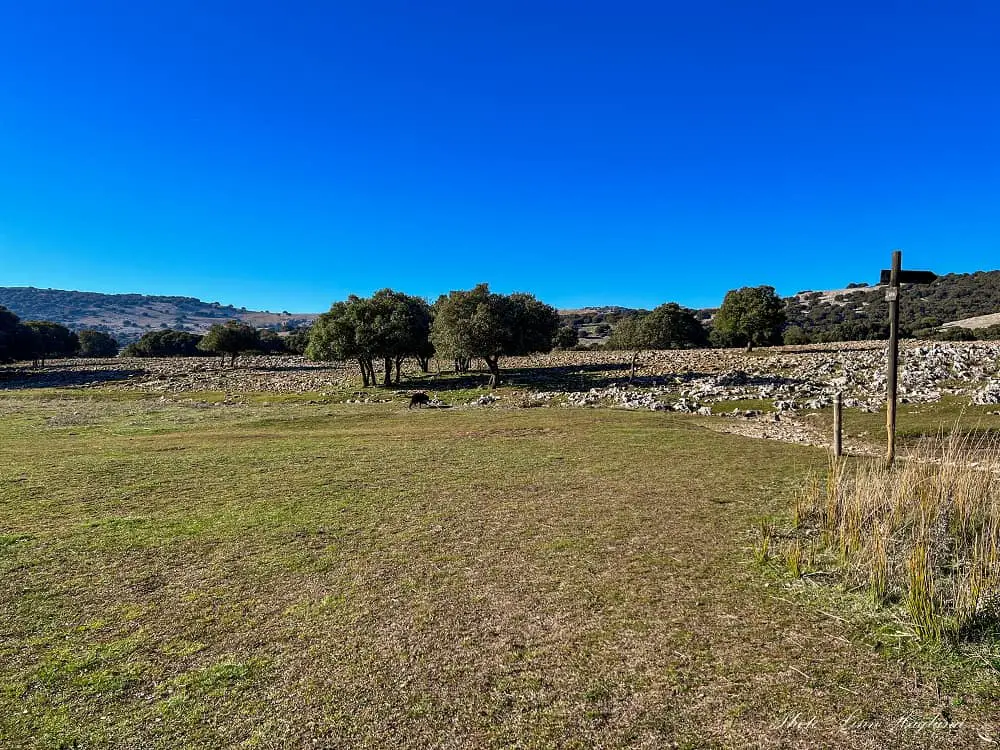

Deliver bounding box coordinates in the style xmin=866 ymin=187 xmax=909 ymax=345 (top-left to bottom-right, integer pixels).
xmin=359 ymin=358 xmax=371 ymax=387
xmin=417 ymin=356 xmax=430 ymax=373
xmin=383 ymin=357 xmax=393 ymax=386
xmin=395 ymin=356 xmax=403 ymax=383
xmin=745 ymin=341 xmax=753 ymax=353
xmin=629 ymin=350 xmax=640 ymax=383
xmin=230 ymin=352 xmax=238 ymax=368
xmin=484 ymin=356 xmax=501 ymax=388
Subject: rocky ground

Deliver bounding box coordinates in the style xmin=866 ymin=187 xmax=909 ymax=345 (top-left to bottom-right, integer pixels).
xmin=3 ymin=341 xmax=1000 ymax=450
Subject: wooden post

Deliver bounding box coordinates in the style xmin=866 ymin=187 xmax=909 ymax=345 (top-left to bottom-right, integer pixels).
xmin=886 ymin=249 xmax=901 ymax=464
xmin=833 ymin=391 xmax=843 ymax=457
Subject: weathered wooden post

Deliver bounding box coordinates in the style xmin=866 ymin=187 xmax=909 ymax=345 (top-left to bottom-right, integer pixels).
xmin=878 ymin=251 xmax=936 ymax=465
xmin=885 ymin=250 xmax=901 ymax=464
xmin=832 ymin=391 xmax=843 ymax=457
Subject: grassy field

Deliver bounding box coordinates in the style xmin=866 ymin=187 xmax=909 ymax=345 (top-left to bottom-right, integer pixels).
xmin=1 ymin=391 xmax=997 ymax=748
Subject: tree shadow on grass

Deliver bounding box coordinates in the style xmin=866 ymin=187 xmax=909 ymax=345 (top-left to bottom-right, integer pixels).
xmin=399 ymin=362 xmax=812 ymax=394
xmin=0 ymin=367 xmax=147 ymax=390
xmin=393 ymin=362 xmax=633 ymax=392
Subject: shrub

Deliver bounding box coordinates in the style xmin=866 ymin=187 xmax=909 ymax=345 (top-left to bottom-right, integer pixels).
xmin=977 ymin=324 xmax=1000 ymax=341
xmin=553 ymin=326 xmax=579 ymax=349
xmin=782 ymin=325 xmax=811 ymax=346
xmin=258 ymin=329 xmax=286 ymax=355
xmin=916 ymin=326 xmax=978 ymax=342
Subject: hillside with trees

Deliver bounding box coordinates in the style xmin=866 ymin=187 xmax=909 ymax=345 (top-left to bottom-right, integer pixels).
xmin=783 ymin=271 xmax=1000 ymax=343
xmin=4 ymin=269 xmax=1000 ymax=354
xmin=0 ymin=287 xmax=317 ymax=344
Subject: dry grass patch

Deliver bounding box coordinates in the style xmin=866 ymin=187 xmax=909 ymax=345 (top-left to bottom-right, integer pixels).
xmin=772 ymin=434 xmax=1000 ymax=651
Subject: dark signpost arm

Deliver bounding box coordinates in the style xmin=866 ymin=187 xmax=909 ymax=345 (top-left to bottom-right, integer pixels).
xmin=886 ymin=250 xmax=901 ymax=464
xmin=880 ymin=252 xmax=935 ymax=465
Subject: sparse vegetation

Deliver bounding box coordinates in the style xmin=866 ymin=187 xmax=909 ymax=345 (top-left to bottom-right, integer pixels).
xmin=0 ymin=287 xmax=315 ymax=345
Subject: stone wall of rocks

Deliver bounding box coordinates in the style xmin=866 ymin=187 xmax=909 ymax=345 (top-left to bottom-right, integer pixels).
xmin=2 ymin=342 xmax=999 ymax=414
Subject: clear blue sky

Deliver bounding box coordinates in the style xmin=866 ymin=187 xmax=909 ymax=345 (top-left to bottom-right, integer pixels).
xmin=1 ymin=1 xmax=997 ymax=312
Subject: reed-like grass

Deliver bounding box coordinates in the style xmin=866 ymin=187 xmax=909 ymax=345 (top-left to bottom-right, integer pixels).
xmin=788 ymin=433 xmax=1000 ymax=645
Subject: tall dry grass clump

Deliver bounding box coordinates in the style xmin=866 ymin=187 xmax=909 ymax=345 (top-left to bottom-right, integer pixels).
xmin=792 ymin=433 xmax=1000 ymax=645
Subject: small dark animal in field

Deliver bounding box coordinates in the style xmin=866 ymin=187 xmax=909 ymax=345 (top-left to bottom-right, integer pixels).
xmin=409 ymin=392 xmax=431 ymax=408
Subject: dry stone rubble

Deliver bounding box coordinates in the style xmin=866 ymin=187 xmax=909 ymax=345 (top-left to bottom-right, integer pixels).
xmin=2 ymin=342 xmax=998 ymax=417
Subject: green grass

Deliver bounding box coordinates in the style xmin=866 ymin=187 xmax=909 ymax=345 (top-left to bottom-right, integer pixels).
xmin=1 ymin=391 xmax=996 ymax=747
xmin=804 ymin=395 xmax=1000 ymax=448
xmin=709 ymin=398 xmax=777 ymax=414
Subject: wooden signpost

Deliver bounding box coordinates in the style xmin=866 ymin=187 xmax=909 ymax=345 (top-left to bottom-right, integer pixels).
xmin=832 ymin=392 xmax=843 ymax=457
xmin=881 ymin=250 xmax=937 ymax=464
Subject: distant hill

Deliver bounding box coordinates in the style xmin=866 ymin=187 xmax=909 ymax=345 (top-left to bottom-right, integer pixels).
xmin=559 ymin=271 xmax=1000 ymax=345
xmin=559 ymin=306 xmax=643 ymax=345
xmin=784 ymin=271 xmax=1000 ymax=340
xmin=3 ymin=270 xmax=997 ymax=348
xmin=0 ymin=288 xmax=318 ymax=344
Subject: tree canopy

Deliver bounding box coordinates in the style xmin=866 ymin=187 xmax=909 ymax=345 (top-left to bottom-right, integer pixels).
xmin=605 ymin=303 xmax=707 ymax=380
xmin=430 ymin=284 xmax=560 ymax=387
xmin=22 ymin=321 xmax=79 ymax=366
xmin=0 ymin=306 xmax=27 ymax=363
xmin=307 ymin=290 xmax=433 ymax=386
xmin=198 ymin=321 xmax=261 ymax=366
xmin=123 ymin=330 xmax=205 ymax=357
xmin=642 ymin=303 xmax=709 ymax=349
xmin=712 ymin=286 xmax=786 ymax=351
xmin=78 ymin=330 xmax=119 ymax=358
